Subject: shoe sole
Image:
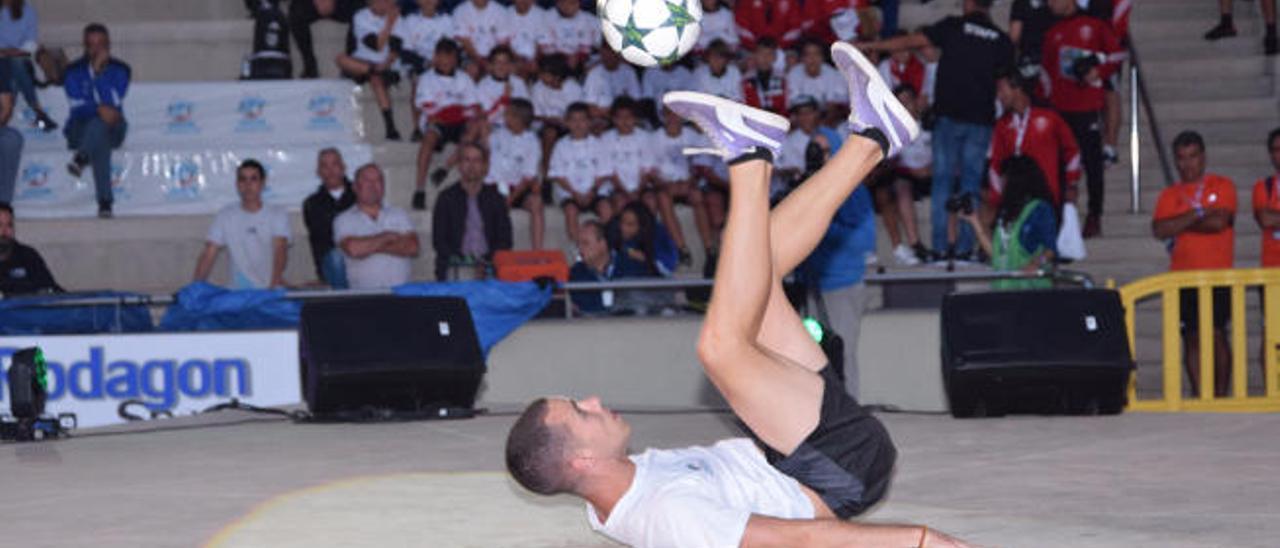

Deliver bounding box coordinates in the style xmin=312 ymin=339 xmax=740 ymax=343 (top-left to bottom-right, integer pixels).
xmin=830 ymin=42 xmax=920 ymax=148
xmin=662 ymin=91 xmax=791 ymax=134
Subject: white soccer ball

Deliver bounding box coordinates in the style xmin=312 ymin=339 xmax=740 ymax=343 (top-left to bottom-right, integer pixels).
xmin=600 ymin=0 xmax=703 ymax=68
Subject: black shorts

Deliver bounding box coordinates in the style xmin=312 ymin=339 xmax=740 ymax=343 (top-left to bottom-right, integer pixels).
xmin=1180 ymin=286 xmax=1231 ymax=333
xmin=560 ymin=195 xmax=607 ymax=212
xmin=746 ymin=364 xmax=897 ymax=519
xmin=426 ymin=122 xmax=467 ymax=145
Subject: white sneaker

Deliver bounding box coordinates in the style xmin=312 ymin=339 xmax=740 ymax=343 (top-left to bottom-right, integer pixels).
xmin=893 ymin=244 xmax=921 ymax=266
xmin=830 ymin=41 xmax=920 ymax=157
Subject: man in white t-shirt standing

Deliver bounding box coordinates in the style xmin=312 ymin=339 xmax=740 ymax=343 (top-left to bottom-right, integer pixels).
xmin=333 ymin=163 xmax=421 ymax=289
xmin=193 ymin=159 xmax=291 ymax=290
xmin=507 ymin=44 xmax=973 ymax=548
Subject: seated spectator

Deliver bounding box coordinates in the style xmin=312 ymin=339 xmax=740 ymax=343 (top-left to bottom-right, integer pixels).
xmin=568 ymin=219 xmax=617 ymax=315
xmin=692 ymin=39 xmax=743 ymax=102
xmin=876 ymin=33 xmax=926 ymax=98
xmin=302 ymin=148 xmax=356 ymax=288
xmin=1153 ymin=131 xmax=1237 ymax=397
xmin=412 ymin=38 xmax=478 ymax=209
xmin=776 ymin=95 xmax=828 ymax=187
xmin=735 ymin=0 xmax=803 ymax=50
xmin=334 ymin=163 xmax=420 ymax=289
xmin=290 ymin=0 xmax=362 ymax=78
xmin=506 ymin=0 xmax=547 ymax=71
xmin=741 ymin=37 xmax=788 ymax=115
xmin=531 ymin=53 xmax=584 ymax=169
xmin=64 ymin=23 xmax=129 ymax=219
xmin=0 ymin=55 xmax=21 ymax=204
xmin=539 ymin=0 xmax=598 ymax=74
xmin=548 ymin=102 xmax=609 ymax=240
xmin=0 ymin=202 xmax=61 ymax=295
xmin=452 ymin=0 xmax=510 ymax=67
xmin=696 ymin=0 xmax=740 ymax=52
xmin=399 ymin=0 xmax=454 ymax=134
xmin=960 ymin=156 xmax=1057 ymax=290
xmin=0 ymin=0 xmax=55 ymax=131
xmin=432 ymin=143 xmax=513 ymax=280
xmin=653 ymin=105 xmax=712 ymax=265
xmin=785 ymin=39 xmax=848 ymax=126
xmin=193 ymin=160 xmax=291 ymax=289
xmin=583 ymin=45 xmax=642 ymax=119
xmin=487 ymin=98 xmax=545 ymax=249
xmin=473 ymin=45 xmax=530 ymax=138
xmin=606 ymin=201 xmax=679 ymax=313
xmin=868 ymin=85 xmax=931 ymax=266
xmin=598 ymin=97 xmax=657 ymax=213
xmin=336 ymin=0 xmax=404 ymax=141
xmin=640 ymin=59 xmax=693 ymax=121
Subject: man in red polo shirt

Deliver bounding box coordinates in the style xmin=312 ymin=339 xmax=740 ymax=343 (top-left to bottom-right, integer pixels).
xmin=1153 ymin=131 xmax=1237 ymax=398
xmin=989 ymin=68 xmax=1081 ymax=210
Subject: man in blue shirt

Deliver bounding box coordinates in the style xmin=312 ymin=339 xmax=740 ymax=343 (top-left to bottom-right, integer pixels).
xmin=0 ymin=57 xmax=23 ymax=203
xmin=62 ymin=23 xmax=130 ymax=218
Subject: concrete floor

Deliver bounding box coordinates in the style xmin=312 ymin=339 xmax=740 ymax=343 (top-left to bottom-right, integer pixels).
xmin=2 ymin=409 xmax=1278 ymax=547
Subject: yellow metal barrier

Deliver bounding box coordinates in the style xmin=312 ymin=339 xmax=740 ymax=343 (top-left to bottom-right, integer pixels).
xmin=1118 ymin=269 xmax=1280 ymax=412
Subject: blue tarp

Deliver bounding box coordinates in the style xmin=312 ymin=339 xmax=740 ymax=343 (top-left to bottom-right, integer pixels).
xmin=0 ymin=292 xmax=153 ymax=334
xmin=158 ymin=280 xmax=552 ymax=354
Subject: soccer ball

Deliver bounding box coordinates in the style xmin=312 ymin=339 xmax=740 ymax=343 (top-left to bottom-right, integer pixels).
xmin=599 ymin=0 xmax=703 ymax=68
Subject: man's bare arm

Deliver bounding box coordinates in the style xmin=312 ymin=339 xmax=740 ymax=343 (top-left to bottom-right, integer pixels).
xmin=741 ymin=515 xmax=974 ymax=548
xmin=340 ymin=233 xmax=394 ymax=259
xmin=380 ymin=231 xmax=420 ymax=258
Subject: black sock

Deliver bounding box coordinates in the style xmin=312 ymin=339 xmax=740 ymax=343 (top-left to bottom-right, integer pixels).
xmin=1221 ymin=14 xmax=1234 ymax=28
xmin=381 ymin=109 xmax=396 ymax=131
xmin=728 ymin=146 xmax=774 ymax=166
xmin=856 ymin=127 xmax=891 ymax=159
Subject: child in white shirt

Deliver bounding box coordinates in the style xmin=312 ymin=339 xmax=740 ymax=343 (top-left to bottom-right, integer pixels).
xmin=538 ymin=0 xmax=599 ymax=75
xmin=695 ymin=0 xmax=740 ymax=52
xmin=583 ymin=45 xmax=643 ymax=118
xmin=412 ymin=38 xmax=479 ymax=209
xmin=652 ymin=105 xmax=714 ymax=261
xmin=597 ymin=98 xmax=658 ymax=212
xmin=548 ymin=103 xmax=612 ymax=240
xmin=452 ymin=0 xmax=511 ymax=67
xmin=505 ymin=0 xmax=547 ymax=75
xmin=399 ymin=0 xmax=454 ymax=141
xmin=471 ymin=45 xmax=532 ymax=141
xmin=335 ymin=0 xmax=405 ymax=140
xmin=487 ymin=98 xmax=546 ymax=249
xmin=691 ymin=39 xmax=744 ymax=102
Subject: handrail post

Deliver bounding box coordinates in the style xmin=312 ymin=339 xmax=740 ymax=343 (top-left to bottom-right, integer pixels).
xmin=1129 ymin=63 xmax=1141 ymax=213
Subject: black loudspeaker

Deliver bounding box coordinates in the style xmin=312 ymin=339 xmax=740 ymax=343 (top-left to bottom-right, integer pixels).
xmin=7 ymin=347 xmax=46 ymax=419
xmin=300 ymin=296 xmax=485 ymax=419
xmin=941 ymin=289 xmax=1135 ymax=418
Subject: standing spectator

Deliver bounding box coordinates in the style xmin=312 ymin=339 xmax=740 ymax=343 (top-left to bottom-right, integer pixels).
xmin=1205 ymin=0 xmax=1278 ymax=55
xmin=875 ymin=33 xmax=926 ymax=98
xmin=568 ymin=219 xmax=617 ymax=315
xmin=334 ymin=163 xmax=420 ymax=289
xmin=0 ymin=55 xmax=21 ymax=203
xmin=302 ymin=148 xmax=356 ymax=288
xmin=432 ymin=143 xmax=513 ymax=280
xmin=548 ymin=102 xmax=610 ymax=239
xmin=452 ymin=0 xmax=510 ymax=64
xmin=0 ymin=0 xmax=55 ymax=130
xmin=1253 ymin=128 xmax=1280 ymax=269
xmin=961 ymin=156 xmax=1058 ymax=290
xmin=692 ymin=40 xmax=744 ymax=102
xmin=412 ymin=38 xmax=477 ymax=209
xmin=598 ymin=97 xmax=657 ymax=216
xmin=539 ymin=0 xmax=598 ymax=74
xmin=63 ymin=23 xmax=131 ymax=219
xmin=487 ymin=98 xmax=545 ymax=249
xmin=741 ymin=37 xmax=788 ymax=115
xmin=336 ymin=0 xmax=404 ymax=141
xmin=583 ymin=45 xmax=642 ymax=117
xmin=734 ymin=0 xmax=803 ymax=50
xmin=989 ymin=68 xmax=1080 ymax=210
xmin=1009 ymin=0 xmax=1057 ymax=72
xmin=859 ymin=0 xmax=1014 ymax=259
xmin=505 ymin=0 xmax=547 ymax=70
xmin=1152 ymin=131 xmax=1237 ymax=398
xmin=785 ymin=39 xmax=849 ymax=124
xmin=290 ymin=0 xmax=363 ymax=79
xmin=653 ymin=105 xmax=713 ymax=262
xmin=0 ymin=202 xmax=60 ymax=295
xmin=696 ymin=0 xmax=740 ymax=52
xmin=1042 ymin=0 xmax=1120 ymax=238
xmin=192 ymin=160 xmax=291 ymax=289
xmin=398 ymin=0 xmax=453 ymax=140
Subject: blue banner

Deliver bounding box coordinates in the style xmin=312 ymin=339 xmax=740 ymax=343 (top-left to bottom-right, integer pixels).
xmin=0 ymin=292 xmax=153 ymax=334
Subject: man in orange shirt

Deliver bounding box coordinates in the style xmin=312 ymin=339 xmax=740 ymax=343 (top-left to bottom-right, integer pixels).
xmin=1253 ymin=128 xmax=1280 ymax=269
xmin=1153 ymin=131 xmax=1237 ymax=397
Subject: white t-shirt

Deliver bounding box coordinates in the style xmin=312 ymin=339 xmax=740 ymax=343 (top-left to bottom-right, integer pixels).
xmin=549 ymin=135 xmax=607 ymax=200
xmin=352 ymin=8 xmax=404 ymax=64
xmin=504 ymin=5 xmax=548 ymax=59
xmin=692 ymin=64 xmax=744 ymax=103
xmin=696 ymin=8 xmax=740 ymax=51
xmin=488 ymin=126 xmax=541 ymax=192
xmin=415 ymin=69 xmax=478 ymax=126
xmin=333 ymin=205 xmax=416 ymax=289
xmin=452 ymin=0 xmax=511 ymax=58
xmin=898 ymin=129 xmax=932 ymax=171
xmin=539 ymin=10 xmax=600 ymax=57
xmin=922 ymin=61 xmax=938 ymax=106
xmin=397 ymin=11 xmax=453 ymax=60
xmin=778 ymin=129 xmax=819 ymax=173
xmin=206 ymin=204 xmax=291 ymax=290
xmin=642 ymin=65 xmax=694 ymax=101
xmin=785 ymin=64 xmax=848 ymax=108
xmin=587 ymin=439 xmax=815 ymax=548
xmin=475 ymin=75 xmax=531 ymax=123
xmin=600 ymin=128 xmax=657 ymax=193
xmin=583 ymin=64 xmax=644 ymax=108
xmin=531 ymin=79 xmax=585 ymax=119
xmin=653 ymin=126 xmax=700 ymax=183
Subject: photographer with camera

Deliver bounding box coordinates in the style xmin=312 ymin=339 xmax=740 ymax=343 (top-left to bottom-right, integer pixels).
xmin=1042 ymin=0 xmax=1120 ymax=239
xmin=958 ymin=156 xmax=1057 ymax=290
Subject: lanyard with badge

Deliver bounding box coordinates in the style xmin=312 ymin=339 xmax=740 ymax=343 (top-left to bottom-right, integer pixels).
xmin=1012 ymin=111 xmax=1031 ymax=156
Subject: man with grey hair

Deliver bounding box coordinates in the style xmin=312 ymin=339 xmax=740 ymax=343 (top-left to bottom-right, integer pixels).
xmin=302 ymin=147 xmax=355 ymax=287
xmin=333 ymin=163 xmax=420 ymax=289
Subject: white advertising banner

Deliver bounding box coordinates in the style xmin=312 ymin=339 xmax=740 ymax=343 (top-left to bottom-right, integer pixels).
xmin=10 ymin=80 xmax=373 ymax=218
xmin=0 ymin=331 xmax=302 ymax=429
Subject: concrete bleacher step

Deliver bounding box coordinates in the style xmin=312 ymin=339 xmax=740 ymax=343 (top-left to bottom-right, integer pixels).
xmin=1146 ymin=75 xmax=1274 ymax=102
xmin=1155 ymin=96 xmax=1278 ymax=123
xmin=40 ymin=0 xmax=252 ymax=24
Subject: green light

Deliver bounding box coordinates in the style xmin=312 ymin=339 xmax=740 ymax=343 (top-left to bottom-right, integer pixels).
xmin=34 ymin=347 xmax=48 ymax=390
xmin=802 ymin=317 xmax=824 ymax=343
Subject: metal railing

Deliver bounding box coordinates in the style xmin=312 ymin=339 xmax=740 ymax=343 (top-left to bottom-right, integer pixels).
xmin=1118 ymin=269 xmax=1280 ymax=412
xmin=1127 ymin=41 xmax=1177 ymax=213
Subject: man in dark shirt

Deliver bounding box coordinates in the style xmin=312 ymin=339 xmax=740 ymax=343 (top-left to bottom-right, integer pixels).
xmin=860 ymin=0 xmax=1014 ymax=258
xmin=0 ymin=203 xmax=62 ymax=296
xmin=431 ymin=143 xmax=512 ymax=281
xmin=302 ymin=148 xmax=356 ymax=287
xmin=1010 ymin=0 xmax=1057 ymax=70
xmin=568 ymin=219 xmax=616 ymax=315
xmin=63 ymin=24 xmax=131 ymax=219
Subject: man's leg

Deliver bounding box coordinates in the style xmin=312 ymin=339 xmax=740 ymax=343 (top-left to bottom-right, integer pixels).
xmin=0 ymin=127 xmax=23 ymax=203
xmin=80 ymin=118 xmax=113 ymax=207
xmin=290 ymin=0 xmax=323 ymax=77
xmin=929 ymin=117 xmax=958 ymax=254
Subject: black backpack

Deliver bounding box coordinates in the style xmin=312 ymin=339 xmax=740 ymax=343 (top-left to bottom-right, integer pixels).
xmin=243 ymin=0 xmax=292 ymax=80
